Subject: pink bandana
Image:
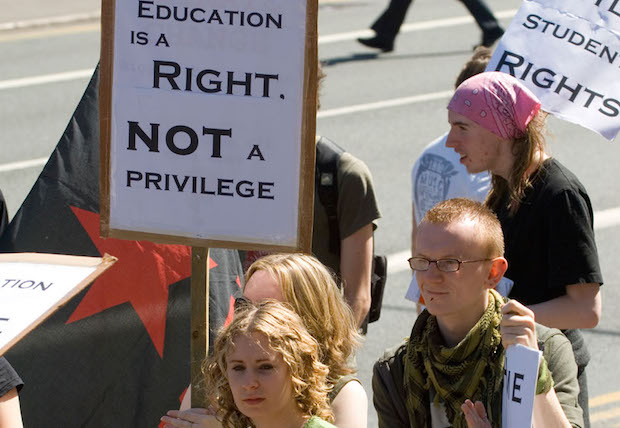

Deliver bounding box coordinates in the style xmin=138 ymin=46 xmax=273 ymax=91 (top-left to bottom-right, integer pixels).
xmin=447 ymin=71 xmax=541 ymax=140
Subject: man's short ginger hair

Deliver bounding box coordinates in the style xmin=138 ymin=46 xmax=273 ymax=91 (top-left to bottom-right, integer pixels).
xmin=421 ymin=198 xmax=505 ymax=258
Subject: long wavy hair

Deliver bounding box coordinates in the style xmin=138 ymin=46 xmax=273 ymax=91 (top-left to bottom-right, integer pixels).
xmin=204 ymin=301 xmax=333 ymax=428
xmin=485 ymin=111 xmax=548 ymax=215
xmin=245 ymin=253 xmax=361 ymax=387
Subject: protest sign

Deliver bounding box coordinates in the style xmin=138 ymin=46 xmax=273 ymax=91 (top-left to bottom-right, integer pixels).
xmin=502 ymin=344 xmax=542 ymax=428
xmin=487 ymin=0 xmax=620 ymax=140
xmin=100 ymin=0 xmax=318 ymax=252
xmin=0 ymin=253 xmax=116 ymax=356
xmin=534 ymin=0 xmax=620 ymax=34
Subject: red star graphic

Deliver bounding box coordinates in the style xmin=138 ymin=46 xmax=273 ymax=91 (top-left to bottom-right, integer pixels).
xmin=224 ymin=276 xmax=243 ymax=327
xmin=67 ymin=207 xmax=217 ymax=358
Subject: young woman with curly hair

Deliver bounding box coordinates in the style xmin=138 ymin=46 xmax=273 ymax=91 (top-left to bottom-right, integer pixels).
xmin=206 ymin=300 xmax=335 ymax=428
xmin=162 ymin=254 xmax=365 ymax=428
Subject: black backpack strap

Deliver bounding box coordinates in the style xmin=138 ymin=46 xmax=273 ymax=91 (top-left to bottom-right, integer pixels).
xmin=315 ymin=136 xmax=345 ymax=255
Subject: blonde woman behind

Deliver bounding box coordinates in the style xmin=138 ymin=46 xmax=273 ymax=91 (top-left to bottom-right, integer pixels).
xmin=162 ymin=254 xmax=367 ymax=428
xmin=207 ymin=300 xmax=335 ymax=428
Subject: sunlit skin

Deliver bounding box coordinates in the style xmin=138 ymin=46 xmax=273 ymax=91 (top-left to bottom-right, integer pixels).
xmin=414 ymin=219 xmax=506 ymax=347
xmin=446 ymin=110 xmax=514 ymax=179
xmin=226 ymin=333 xmax=306 ymax=428
xmin=243 ymin=270 xmax=285 ymax=303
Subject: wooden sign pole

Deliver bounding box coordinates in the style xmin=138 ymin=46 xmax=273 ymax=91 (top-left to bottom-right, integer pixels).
xmin=190 ymin=247 xmax=209 ymax=408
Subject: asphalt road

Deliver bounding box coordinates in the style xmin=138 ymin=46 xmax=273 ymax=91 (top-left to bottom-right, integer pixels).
xmin=1 ymin=0 xmax=620 ymax=426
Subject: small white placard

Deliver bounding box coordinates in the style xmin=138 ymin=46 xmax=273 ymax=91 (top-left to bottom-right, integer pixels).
xmin=502 ymin=344 xmax=542 ymax=428
xmin=487 ymin=0 xmax=620 ymax=140
xmin=0 ymin=253 xmax=116 ymax=356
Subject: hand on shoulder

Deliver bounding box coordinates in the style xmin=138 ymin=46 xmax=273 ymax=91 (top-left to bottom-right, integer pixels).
xmin=160 ymin=408 xmax=221 ymax=428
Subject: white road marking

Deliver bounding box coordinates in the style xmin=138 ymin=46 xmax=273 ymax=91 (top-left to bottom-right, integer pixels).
xmin=318 ymin=9 xmax=517 ymax=44
xmin=0 ymin=69 xmax=93 ymax=90
xmin=0 ymin=8 xmax=516 ymax=34
xmin=0 ymin=158 xmax=47 ymax=173
xmin=0 ymin=22 xmax=100 ymax=43
xmin=0 ymin=11 xmax=101 ymax=31
xmin=318 ymin=90 xmax=453 ymax=118
xmin=593 ymin=207 xmax=620 ymax=231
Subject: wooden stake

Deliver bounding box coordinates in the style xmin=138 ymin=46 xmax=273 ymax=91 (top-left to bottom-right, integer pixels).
xmin=191 ymin=247 xmax=209 ymax=408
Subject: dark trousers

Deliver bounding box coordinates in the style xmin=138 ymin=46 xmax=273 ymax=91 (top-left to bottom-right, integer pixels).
xmin=577 ymin=364 xmax=590 ymax=428
xmin=371 ymin=0 xmax=502 ymax=42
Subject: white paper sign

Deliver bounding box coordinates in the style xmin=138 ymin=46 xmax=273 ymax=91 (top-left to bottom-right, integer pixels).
xmin=0 ymin=253 xmax=116 ymax=356
xmin=102 ymin=0 xmax=317 ymax=249
xmin=531 ymin=0 xmax=620 ymax=35
xmin=487 ymin=0 xmax=620 ymax=140
xmin=502 ymin=344 xmax=542 ymax=428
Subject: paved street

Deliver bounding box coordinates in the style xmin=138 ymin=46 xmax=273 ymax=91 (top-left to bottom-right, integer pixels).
xmin=1 ymin=0 xmax=620 ymax=426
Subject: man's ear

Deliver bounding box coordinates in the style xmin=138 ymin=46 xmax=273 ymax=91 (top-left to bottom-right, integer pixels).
xmin=486 ymin=257 xmax=508 ymax=289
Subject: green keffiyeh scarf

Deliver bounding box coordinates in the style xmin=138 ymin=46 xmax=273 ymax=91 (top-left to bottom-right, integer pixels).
xmin=403 ymin=289 xmax=506 ymax=428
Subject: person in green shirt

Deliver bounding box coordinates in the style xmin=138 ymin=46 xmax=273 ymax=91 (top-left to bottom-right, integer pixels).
xmin=204 ymin=300 xmax=336 ymax=428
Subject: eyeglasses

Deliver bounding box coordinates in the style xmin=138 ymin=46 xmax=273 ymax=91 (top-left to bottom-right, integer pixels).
xmin=408 ymin=257 xmax=493 ymax=273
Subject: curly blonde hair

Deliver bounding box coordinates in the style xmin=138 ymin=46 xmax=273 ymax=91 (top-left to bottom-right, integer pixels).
xmin=204 ymin=301 xmax=334 ymax=428
xmin=245 ymin=253 xmax=362 ymax=387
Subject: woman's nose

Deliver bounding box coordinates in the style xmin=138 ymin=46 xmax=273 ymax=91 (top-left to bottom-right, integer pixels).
xmin=242 ymin=371 xmax=259 ymax=390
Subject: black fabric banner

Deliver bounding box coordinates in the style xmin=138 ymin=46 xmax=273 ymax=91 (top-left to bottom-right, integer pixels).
xmin=0 ymin=66 xmax=243 ymax=428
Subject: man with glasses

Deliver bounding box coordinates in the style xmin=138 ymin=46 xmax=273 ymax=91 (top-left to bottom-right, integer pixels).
xmin=372 ymin=198 xmax=583 ymax=427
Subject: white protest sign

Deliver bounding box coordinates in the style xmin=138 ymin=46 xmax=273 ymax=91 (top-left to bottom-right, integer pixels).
xmin=487 ymin=0 xmax=620 ymax=140
xmin=0 ymin=253 xmax=116 ymax=356
xmin=502 ymin=344 xmax=542 ymax=428
xmin=534 ymin=0 xmax=620 ymax=35
xmin=100 ymin=0 xmax=318 ymax=251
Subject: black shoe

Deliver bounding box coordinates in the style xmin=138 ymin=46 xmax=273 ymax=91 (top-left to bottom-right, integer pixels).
xmin=357 ymin=35 xmax=394 ymax=53
xmin=479 ymin=27 xmax=504 ymax=48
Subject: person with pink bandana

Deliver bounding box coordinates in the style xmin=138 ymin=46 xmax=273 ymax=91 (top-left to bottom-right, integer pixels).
xmin=446 ymin=71 xmax=603 ymax=427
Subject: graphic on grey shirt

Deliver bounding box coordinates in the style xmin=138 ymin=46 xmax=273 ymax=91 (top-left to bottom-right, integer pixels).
xmin=414 ymin=154 xmax=458 ymax=221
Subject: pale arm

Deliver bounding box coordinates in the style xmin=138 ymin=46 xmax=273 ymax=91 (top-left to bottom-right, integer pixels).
xmin=330 ymin=380 xmax=368 ymax=428
xmin=340 ymin=223 xmax=373 ymax=327
xmin=531 ymin=389 xmax=572 ymax=428
xmin=0 ymin=388 xmax=24 ymax=428
xmin=528 ymin=283 xmax=601 ymax=329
